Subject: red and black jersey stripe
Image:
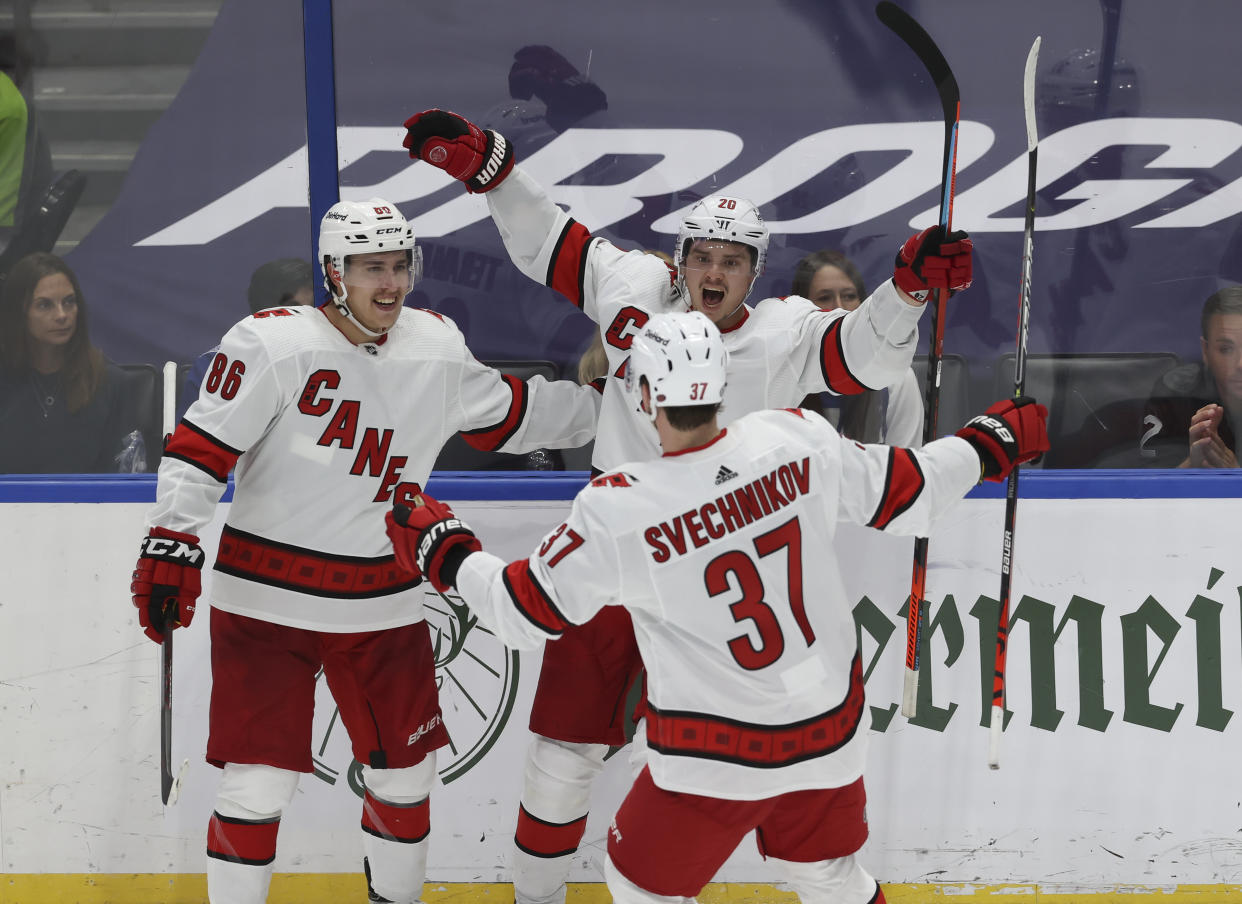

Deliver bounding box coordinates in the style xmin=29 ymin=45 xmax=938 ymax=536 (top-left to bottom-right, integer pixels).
xmin=646 ymin=653 xmax=866 ymax=769
xmin=819 ymin=317 xmax=868 ymax=396
xmin=164 ymin=419 xmax=242 ymax=483
xmin=461 ymin=373 xmax=529 ymax=451
xmin=867 ymin=447 xmax=926 ymax=530
xmin=502 ymin=558 xmax=570 ymax=636
xmin=545 ymin=219 xmax=593 ymax=308
xmin=215 ymin=524 xmax=420 ymax=599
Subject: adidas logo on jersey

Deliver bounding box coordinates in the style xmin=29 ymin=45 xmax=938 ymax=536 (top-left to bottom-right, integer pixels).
xmin=714 ymin=465 xmax=739 ymax=485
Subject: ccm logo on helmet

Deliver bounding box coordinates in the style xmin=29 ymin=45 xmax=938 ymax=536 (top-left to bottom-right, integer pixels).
xmin=140 ymin=536 xmax=205 ymax=565
xmin=475 ymin=133 xmax=510 ymax=186
xmin=374 ymin=226 xmax=403 ymax=235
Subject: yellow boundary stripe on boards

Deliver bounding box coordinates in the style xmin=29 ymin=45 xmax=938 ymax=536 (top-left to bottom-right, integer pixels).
xmin=4 ymin=877 xmax=1242 ymax=903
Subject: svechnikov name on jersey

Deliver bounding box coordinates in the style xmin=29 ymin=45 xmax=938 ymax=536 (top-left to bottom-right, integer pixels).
xmin=625 ymin=456 xmax=813 ymax=563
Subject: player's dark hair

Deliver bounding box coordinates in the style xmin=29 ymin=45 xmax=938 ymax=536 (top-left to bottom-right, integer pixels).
xmin=1201 ymin=286 xmax=1242 ymax=339
xmin=664 ymin=403 xmax=719 ymax=430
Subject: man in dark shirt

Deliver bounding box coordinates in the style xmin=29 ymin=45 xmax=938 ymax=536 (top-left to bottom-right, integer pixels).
xmin=1143 ymin=287 xmax=1241 ymax=467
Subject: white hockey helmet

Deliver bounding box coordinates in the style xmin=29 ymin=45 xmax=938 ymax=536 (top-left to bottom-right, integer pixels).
xmin=673 ymin=195 xmax=768 ymax=297
xmin=624 ymin=311 xmax=727 ymax=423
xmin=319 ymin=198 xmax=423 ymax=336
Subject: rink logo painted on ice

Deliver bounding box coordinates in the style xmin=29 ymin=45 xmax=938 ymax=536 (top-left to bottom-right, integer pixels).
xmin=312 ymin=587 xmax=519 ymax=796
xmin=856 ymin=566 xmax=1241 ymax=735
xmin=138 ymin=117 xmax=1242 ymax=247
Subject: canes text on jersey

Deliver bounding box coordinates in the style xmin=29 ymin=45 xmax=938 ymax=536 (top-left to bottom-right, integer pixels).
xmin=299 ymin=368 xmax=419 ymax=504
xmin=644 ymin=457 xmax=812 ymax=563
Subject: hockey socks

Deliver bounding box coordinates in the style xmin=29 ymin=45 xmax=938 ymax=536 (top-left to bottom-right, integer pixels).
xmin=513 ymin=803 xmax=589 ymax=903
xmin=206 ymin=811 xmax=279 ymax=904
xmin=361 ymin=791 xmax=430 ymax=904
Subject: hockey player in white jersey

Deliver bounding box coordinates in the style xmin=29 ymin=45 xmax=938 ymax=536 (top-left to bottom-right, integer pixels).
xmin=128 ymin=199 xmax=600 ymax=904
xmin=401 ymin=107 xmax=975 ymax=903
xmin=386 ymin=312 xmax=1049 ymax=903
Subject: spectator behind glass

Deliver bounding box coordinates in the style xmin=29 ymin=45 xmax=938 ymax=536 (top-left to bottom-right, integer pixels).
xmin=177 ymin=257 xmax=314 ymax=422
xmin=790 ymin=249 xmax=924 ymax=446
xmin=1143 ymin=286 xmax=1241 ymax=468
xmin=0 ymin=252 xmax=141 ymax=472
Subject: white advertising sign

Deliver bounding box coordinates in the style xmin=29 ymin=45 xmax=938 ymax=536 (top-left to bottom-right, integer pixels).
xmin=1 ymin=495 xmax=1239 ymax=889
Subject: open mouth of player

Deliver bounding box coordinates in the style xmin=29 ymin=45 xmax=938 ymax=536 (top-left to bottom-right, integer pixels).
xmin=700 ymin=288 xmax=726 ymax=309
xmin=372 ymin=297 xmax=400 ymax=313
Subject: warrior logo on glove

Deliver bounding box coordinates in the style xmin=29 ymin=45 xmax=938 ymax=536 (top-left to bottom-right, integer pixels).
xmin=403 ymin=109 xmax=516 ymax=194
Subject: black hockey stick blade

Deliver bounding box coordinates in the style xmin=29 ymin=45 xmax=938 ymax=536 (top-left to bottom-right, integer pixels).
xmin=160 ymin=616 xmax=174 ymax=805
xmin=876 ymin=2 xmax=959 ymax=130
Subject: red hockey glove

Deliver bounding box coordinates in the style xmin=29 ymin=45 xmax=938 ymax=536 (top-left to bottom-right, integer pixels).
xmin=893 ymin=225 xmax=973 ymax=303
xmin=402 ymin=109 xmax=515 ymax=193
xmin=131 ymin=527 xmax=204 ymax=643
xmin=386 ymin=495 xmax=482 ymax=592
xmin=956 ymin=397 xmax=1050 ymax=482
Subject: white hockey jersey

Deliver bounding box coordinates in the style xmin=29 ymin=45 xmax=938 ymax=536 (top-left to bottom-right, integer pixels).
xmin=487 ymin=166 xmax=927 ymax=470
xmin=455 ymin=408 xmax=981 ymax=799
xmin=148 ymin=304 xmax=599 ymax=632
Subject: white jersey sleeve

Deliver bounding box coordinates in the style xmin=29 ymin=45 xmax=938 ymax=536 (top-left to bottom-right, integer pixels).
xmin=455 ymin=483 xmax=617 ymax=650
xmin=148 ymin=315 xmax=290 ymax=536
xmin=486 ymin=165 xmax=677 ymax=329
xmin=882 ymin=367 xmax=925 ymax=448
xmin=779 ymin=282 xmax=924 ymax=397
xmin=834 ymin=430 xmax=980 ymax=535
xmin=454 ymin=345 xmax=600 ymax=454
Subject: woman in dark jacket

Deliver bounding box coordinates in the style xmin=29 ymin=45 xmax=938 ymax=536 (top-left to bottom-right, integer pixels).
xmin=0 ymin=252 xmax=140 ymax=472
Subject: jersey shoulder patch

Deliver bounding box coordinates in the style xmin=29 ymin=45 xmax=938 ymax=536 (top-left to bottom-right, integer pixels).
xmin=589 ymin=470 xmax=640 ymax=489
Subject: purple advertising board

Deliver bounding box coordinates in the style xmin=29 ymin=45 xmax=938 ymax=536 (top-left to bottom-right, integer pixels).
xmin=62 ymin=0 xmax=1242 ymax=466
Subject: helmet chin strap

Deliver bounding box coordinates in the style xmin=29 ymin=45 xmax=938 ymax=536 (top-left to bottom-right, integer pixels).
xmin=329 ymin=283 xmax=389 ymax=340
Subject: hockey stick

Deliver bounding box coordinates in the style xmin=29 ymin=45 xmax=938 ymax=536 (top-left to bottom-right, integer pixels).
xmin=988 ymin=37 xmax=1041 ymax=771
xmin=875 ymin=1 xmax=961 ymax=719
xmin=160 ymin=360 xmax=190 ymax=805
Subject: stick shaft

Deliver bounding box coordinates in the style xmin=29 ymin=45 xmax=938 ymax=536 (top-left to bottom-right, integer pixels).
xmin=876 ymin=1 xmax=961 ymax=718
xmin=989 ymin=35 xmax=1041 ymax=770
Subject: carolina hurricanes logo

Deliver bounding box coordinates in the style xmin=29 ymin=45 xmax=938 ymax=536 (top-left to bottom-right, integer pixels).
xmin=429 ymin=145 xmax=448 ymax=165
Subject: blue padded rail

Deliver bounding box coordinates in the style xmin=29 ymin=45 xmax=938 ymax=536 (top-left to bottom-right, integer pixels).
xmin=0 ymin=470 xmax=1238 ymax=503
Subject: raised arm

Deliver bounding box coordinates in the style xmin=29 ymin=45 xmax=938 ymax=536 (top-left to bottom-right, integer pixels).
xmin=835 ymin=397 xmax=1049 ymax=536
